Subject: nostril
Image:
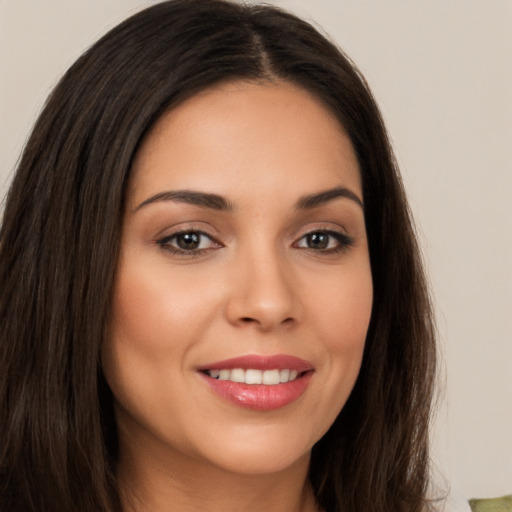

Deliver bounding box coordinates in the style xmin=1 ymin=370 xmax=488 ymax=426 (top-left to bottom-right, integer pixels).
xmin=239 ymin=316 xmax=294 ymax=326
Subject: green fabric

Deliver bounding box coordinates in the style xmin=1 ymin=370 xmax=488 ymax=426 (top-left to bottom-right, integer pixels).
xmin=469 ymin=495 xmax=512 ymax=512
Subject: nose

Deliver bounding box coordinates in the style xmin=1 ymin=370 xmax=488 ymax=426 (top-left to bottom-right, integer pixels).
xmin=225 ymin=248 xmax=301 ymax=332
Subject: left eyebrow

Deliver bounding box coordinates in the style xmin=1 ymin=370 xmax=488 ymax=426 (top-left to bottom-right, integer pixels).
xmin=295 ymin=186 xmax=364 ymax=210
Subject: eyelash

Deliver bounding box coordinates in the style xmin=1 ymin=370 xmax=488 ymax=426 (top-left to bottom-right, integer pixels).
xmin=155 ymin=229 xmax=354 ymax=257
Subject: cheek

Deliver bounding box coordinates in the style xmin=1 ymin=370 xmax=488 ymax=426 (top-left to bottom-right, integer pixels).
xmin=304 ymin=263 xmax=372 ymax=428
xmin=309 ymin=261 xmax=373 ymax=351
xmin=102 ymin=262 xmax=198 ymax=409
xmin=102 ymin=263 xmax=219 ymax=450
xmin=108 ymin=259 xmax=219 ymax=355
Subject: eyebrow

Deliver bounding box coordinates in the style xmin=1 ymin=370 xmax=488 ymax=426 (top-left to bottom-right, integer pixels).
xmin=134 ymin=185 xmax=363 ymax=213
xmin=135 ymin=190 xmax=234 ymax=212
xmin=295 ymin=186 xmax=363 ymax=210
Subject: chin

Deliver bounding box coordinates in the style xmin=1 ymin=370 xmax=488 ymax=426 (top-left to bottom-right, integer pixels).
xmin=210 ymin=447 xmax=310 ymax=476
xmin=190 ymin=423 xmax=316 ymax=476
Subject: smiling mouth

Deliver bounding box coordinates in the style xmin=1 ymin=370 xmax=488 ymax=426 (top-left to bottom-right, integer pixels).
xmin=197 ymin=354 xmax=314 ymax=410
xmin=203 ymin=368 xmax=304 ymax=385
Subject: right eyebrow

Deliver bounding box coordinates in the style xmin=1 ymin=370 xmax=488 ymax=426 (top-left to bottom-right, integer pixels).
xmin=134 ymin=190 xmax=235 ymax=212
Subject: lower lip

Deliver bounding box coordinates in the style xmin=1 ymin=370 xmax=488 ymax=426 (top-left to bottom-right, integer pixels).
xmin=200 ymin=372 xmax=313 ymax=411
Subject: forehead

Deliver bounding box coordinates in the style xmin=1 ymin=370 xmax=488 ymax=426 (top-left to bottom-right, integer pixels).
xmin=128 ymin=80 xmax=361 ymax=209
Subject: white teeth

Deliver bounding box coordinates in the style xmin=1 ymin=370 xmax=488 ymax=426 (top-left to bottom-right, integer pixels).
xmin=230 ymin=368 xmax=245 ymax=383
xmin=245 ymin=369 xmax=262 ymax=384
xmin=206 ymin=368 xmax=302 ymax=385
xmin=262 ymin=369 xmax=280 ymax=385
xmin=218 ymin=369 xmax=230 ymax=381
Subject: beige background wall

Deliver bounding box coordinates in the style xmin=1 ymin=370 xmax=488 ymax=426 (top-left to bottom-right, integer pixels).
xmin=1 ymin=0 xmax=511 ymax=500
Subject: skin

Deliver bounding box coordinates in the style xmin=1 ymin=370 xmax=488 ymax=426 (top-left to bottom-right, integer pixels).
xmin=103 ymin=80 xmax=373 ymax=512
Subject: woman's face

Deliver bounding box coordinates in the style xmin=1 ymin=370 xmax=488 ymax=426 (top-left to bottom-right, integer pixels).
xmin=103 ymin=81 xmax=373 ymax=477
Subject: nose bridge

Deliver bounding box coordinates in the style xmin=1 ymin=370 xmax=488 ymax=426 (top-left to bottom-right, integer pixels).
xmin=226 ymin=236 xmax=299 ymax=330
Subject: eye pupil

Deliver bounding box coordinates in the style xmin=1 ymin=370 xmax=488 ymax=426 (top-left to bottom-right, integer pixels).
xmin=307 ymin=232 xmax=329 ymax=249
xmin=177 ymin=232 xmax=200 ymax=250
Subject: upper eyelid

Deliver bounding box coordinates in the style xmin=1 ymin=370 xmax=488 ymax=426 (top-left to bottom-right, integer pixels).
xmin=299 ymin=225 xmax=347 ymax=235
xmin=160 ymin=228 xmax=212 ymax=238
xmin=153 ymin=218 xmax=355 ymax=244
xmin=154 ymin=223 xmax=221 ymax=240
xmin=299 ymin=229 xmax=345 ymax=238
xmin=294 ymin=223 xmax=350 ymax=238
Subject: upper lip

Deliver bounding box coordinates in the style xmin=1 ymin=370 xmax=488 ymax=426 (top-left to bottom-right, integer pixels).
xmin=197 ymin=354 xmax=314 ymax=372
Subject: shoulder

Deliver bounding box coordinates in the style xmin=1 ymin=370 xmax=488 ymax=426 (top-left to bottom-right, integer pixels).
xmin=434 ymin=493 xmax=512 ymax=512
xmin=468 ymin=495 xmax=512 ymax=512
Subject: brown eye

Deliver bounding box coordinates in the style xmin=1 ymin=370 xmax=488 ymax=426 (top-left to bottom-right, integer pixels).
xmin=305 ymin=232 xmax=330 ymax=250
xmin=175 ymin=232 xmax=201 ymax=250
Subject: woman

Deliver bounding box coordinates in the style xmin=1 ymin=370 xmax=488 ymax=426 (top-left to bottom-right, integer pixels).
xmin=0 ymin=1 xmax=438 ymax=510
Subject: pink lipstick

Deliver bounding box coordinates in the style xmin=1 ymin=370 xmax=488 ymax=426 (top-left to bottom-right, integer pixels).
xmin=197 ymin=354 xmax=314 ymax=411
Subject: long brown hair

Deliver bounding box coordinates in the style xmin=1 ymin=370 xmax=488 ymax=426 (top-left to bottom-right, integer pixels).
xmin=0 ymin=1 xmax=436 ymax=510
